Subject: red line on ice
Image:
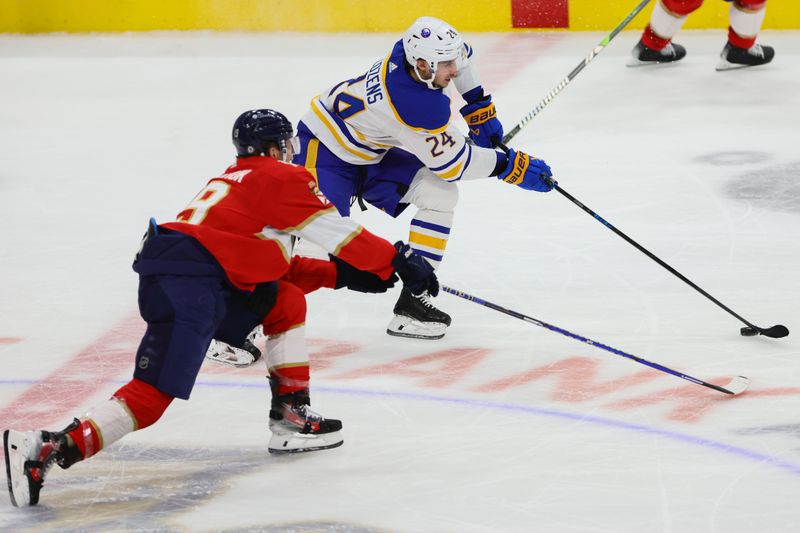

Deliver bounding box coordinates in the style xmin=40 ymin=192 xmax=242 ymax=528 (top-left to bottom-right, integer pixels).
xmin=0 ymin=314 xmax=144 ymax=430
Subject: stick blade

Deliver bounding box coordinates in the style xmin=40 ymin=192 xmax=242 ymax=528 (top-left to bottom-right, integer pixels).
xmin=721 ymin=375 xmax=750 ymax=395
xmin=740 ymin=325 xmax=789 ymax=338
xmin=762 ymin=325 xmax=790 ymax=338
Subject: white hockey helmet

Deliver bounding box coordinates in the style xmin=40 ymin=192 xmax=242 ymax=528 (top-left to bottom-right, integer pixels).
xmin=402 ymin=16 xmax=465 ymax=89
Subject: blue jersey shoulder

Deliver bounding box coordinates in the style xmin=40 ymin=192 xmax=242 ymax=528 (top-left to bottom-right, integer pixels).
xmin=384 ymin=40 xmax=450 ymax=132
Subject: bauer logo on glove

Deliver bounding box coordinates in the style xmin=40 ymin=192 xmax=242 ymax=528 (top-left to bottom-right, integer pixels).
xmin=463 ymin=103 xmax=497 ymax=126
xmin=497 ymin=148 xmax=555 ymax=192
xmin=501 ymin=150 xmax=530 ymax=186
xmin=459 ymin=91 xmax=504 ymax=148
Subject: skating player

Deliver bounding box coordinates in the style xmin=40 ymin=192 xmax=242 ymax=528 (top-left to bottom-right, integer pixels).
xmin=629 ymin=0 xmax=774 ymax=69
xmin=3 ymin=108 xmax=439 ymax=506
xmin=293 ymin=16 xmax=556 ymax=340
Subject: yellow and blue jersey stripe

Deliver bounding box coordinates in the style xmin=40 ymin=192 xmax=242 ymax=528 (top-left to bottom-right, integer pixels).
xmin=309 ymin=96 xmax=387 ymax=162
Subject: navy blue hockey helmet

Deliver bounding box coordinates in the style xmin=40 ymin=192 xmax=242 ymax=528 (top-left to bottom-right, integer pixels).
xmin=232 ymin=109 xmax=294 ymax=157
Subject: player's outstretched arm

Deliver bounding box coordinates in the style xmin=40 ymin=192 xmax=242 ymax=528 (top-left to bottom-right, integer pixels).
xmin=329 ymin=255 xmax=399 ymax=293
xmin=495 ymin=148 xmax=555 ymax=192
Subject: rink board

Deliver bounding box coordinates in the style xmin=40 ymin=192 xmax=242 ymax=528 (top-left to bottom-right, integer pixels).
xmin=0 ymin=0 xmax=798 ymax=33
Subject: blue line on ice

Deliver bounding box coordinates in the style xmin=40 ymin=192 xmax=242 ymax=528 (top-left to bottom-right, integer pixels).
xmin=2 ymin=377 xmax=798 ymax=477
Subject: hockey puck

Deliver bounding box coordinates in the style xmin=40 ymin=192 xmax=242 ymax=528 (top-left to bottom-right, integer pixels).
xmin=740 ymin=326 xmax=759 ymax=337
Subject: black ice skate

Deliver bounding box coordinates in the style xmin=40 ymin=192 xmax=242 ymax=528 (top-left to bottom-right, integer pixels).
xmin=386 ymin=287 xmax=451 ymax=340
xmin=3 ymin=419 xmax=81 ymax=506
xmin=716 ymin=42 xmax=774 ymax=71
xmin=627 ymin=40 xmax=687 ymax=66
xmin=268 ymin=385 xmax=343 ymax=454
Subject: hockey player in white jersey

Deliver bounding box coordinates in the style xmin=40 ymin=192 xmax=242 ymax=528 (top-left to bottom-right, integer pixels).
xmin=294 ymin=16 xmax=555 ymax=340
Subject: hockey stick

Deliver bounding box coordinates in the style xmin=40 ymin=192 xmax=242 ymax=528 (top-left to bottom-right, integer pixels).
xmin=496 ymin=136 xmax=787 ymax=339
xmin=441 ymin=285 xmax=750 ymax=395
xmin=502 ymin=0 xmax=652 ymax=145
xmin=493 ymin=149 xmax=787 ymax=340
xmin=546 ymin=182 xmax=789 ymax=338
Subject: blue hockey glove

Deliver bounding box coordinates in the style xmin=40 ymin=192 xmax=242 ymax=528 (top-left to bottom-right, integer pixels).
xmin=330 ymin=255 xmax=398 ymax=294
xmin=391 ymin=242 xmax=439 ymax=296
xmin=460 ymin=93 xmax=504 ymax=148
xmin=497 ymin=149 xmax=556 ymax=192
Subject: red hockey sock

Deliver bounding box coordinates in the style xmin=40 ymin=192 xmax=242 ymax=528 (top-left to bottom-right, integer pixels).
xmin=271 ymin=365 xmax=310 ymax=395
xmin=728 ymin=26 xmax=757 ymax=49
xmin=113 ymin=378 xmax=174 ymax=429
xmin=66 ymin=419 xmax=101 ymax=460
xmin=641 ymin=24 xmax=672 ymax=51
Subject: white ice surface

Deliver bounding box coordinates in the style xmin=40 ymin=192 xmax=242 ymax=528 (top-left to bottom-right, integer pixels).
xmin=0 ymin=30 xmax=799 ymax=532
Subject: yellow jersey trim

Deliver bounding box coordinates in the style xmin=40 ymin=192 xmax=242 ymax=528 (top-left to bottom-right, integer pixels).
xmin=311 ymin=97 xmax=374 ymax=161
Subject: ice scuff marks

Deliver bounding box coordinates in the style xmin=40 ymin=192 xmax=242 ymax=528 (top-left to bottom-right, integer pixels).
xmin=696 ymin=151 xmax=800 ymax=214
xmin=219 ymin=524 xmax=390 ymax=532
xmin=1 ymin=446 xmax=264 ymax=532
xmin=1 ymin=445 xmax=389 ymax=533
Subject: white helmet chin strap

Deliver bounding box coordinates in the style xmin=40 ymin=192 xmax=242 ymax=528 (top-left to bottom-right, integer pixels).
xmin=413 ymin=60 xmax=439 ymax=90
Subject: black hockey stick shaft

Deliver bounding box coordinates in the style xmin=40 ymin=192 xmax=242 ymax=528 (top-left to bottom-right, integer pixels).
xmin=493 ymin=136 xmax=787 ymax=340
xmin=502 ymin=0 xmax=653 ymax=145
xmin=551 ymin=183 xmax=789 ymax=338
xmin=442 ymin=285 xmax=749 ymax=395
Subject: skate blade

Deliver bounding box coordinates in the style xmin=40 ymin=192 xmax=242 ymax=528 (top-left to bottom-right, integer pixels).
xmin=205 ymin=351 xmax=256 ymax=367
xmin=626 ymin=57 xmax=680 ymax=67
xmin=4 ymin=430 xmax=32 ymax=507
xmin=268 ymin=440 xmax=344 ymax=455
xmin=205 ymin=341 xmax=257 ymax=367
xmin=715 ymin=59 xmax=757 ymax=71
xmin=386 ymin=315 xmax=447 ymax=340
xmin=626 ymin=57 xmax=652 ymax=67
xmin=3 ymin=430 xmax=18 ymax=507
xmin=268 ymin=431 xmax=343 ymax=454
xmin=386 ymin=328 xmax=445 ymax=340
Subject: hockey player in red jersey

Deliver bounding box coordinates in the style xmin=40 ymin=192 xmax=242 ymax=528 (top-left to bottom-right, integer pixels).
xmin=629 ymin=0 xmax=774 ymax=70
xmin=2 ymin=109 xmax=439 ymax=507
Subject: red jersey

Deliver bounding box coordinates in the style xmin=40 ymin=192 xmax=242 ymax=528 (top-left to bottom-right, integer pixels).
xmin=162 ymin=156 xmax=396 ymax=291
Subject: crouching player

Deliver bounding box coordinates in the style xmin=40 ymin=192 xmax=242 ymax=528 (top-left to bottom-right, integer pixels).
xmin=294 ymin=16 xmax=556 ymax=340
xmin=2 ymin=108 xmax=438 ymax=507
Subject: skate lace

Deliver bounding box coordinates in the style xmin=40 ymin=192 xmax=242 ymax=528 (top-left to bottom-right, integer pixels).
xmin=301 ymin=404 xmax=323 ymax=422
xmin=413 ymin=292 xmax=436 ymax=309
xmin=749 ymin=44 xmax=764 ymax=58
xmin=280 ymin=403 xmax=323 ymax=433
xmin=289 ymin=403 xmax=323 ymax=424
